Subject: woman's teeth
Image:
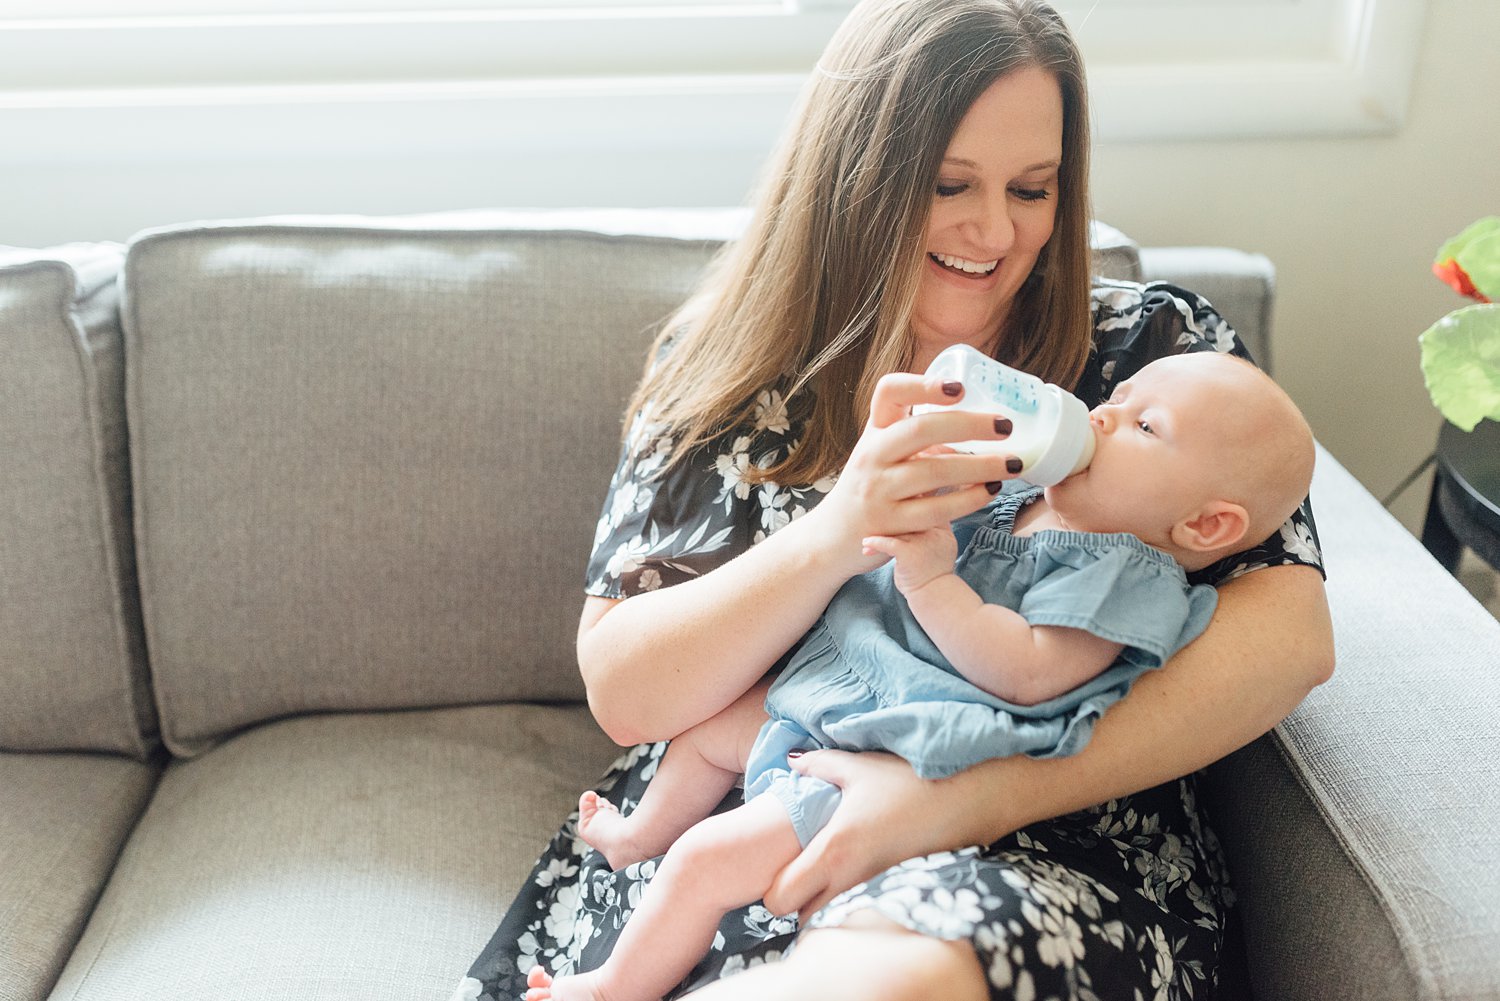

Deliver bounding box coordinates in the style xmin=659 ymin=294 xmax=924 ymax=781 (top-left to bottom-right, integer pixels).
xmin=932 ymin=253 xmax=999 ymax=276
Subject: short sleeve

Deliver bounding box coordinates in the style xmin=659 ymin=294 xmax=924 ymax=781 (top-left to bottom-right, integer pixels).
xmin=584 ymin=390 xmax=831 ymax=598
xmin=1016 ymin=536 xmax=1219 ymax=671
xmin=1081 ymin=280 xmax=1326 ymax=587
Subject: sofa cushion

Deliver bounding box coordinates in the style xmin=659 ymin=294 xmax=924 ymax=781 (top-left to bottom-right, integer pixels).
xmin=1200 ymin=444 xmax=1500 ymax=1001
xmin=0 ymin=752 xmax=160 ymax=1001
xmin=47 ymin=704 xmax=620 ymax=1001
xmin=1089 ymin=219 xmax=1141 ymax=283
xmin=124 ymin=210 xmax=737 ymax=755
xmin=0 ymin=243 xmax=156 ymax=756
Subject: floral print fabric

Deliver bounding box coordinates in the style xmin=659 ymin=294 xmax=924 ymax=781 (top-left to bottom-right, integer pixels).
xmin=457 ymin=280 xmax=1324 ymax=1001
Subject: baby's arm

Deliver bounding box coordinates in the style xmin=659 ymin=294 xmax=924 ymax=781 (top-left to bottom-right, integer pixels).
xmin=863 ymin=530 xmax=1124 ymax=706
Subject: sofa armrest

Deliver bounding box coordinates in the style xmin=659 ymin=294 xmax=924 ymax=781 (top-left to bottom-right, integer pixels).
xmin=1201 ymin=444 xmax=1500 ymax=1001
xmin=1139 ymin=245 xmax=1276 ymax=375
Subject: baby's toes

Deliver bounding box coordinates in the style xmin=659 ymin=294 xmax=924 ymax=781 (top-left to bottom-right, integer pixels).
xmin=526 ymin=966 xmax=553 ymax=990
xmin=578 ymin=791 xmax=618 ymax=823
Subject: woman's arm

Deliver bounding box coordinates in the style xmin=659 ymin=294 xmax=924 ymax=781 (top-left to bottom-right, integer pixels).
xmin=580 ymin=375 xmax=1022 ymax=746
xmin=576 ymin=516 xmax=854 ymax=746
xmin=764 ymin=562 xmax=1334 ymax=915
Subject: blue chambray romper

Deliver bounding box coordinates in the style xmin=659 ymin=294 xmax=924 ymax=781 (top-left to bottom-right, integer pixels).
xmin=744 ymin=485 xmax=1220 ymax=846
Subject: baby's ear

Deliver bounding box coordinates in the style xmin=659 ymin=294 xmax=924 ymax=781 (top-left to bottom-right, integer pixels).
xmin=1171 ymin=501 xmax=1250 ymax=556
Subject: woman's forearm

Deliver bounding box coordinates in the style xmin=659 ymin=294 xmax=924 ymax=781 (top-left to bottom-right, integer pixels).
xmin=578 ymin=511 xmax=856 ymax=745
xmin=933 ymin=565 xmax=1334 ymax=847
xmin=581 ymin=375 xmax=1019 ymax=746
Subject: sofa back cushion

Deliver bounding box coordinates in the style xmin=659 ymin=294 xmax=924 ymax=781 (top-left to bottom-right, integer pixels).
xmin=124 ymin=212 xmax=732 ymax=754
xmin=124 ymin=209 xmax=1141 ymax=756
xmin=0 ymin=243 xmax=156 ymax=757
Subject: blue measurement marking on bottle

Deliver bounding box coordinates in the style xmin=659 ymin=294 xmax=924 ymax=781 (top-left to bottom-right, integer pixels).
xmin=980 ymin=365 xmax=1041 ymax=414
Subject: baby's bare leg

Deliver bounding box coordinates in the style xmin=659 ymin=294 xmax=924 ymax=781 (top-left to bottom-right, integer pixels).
xmin=578 ymin=677 xmax=773 ymax=871
xmin=529 ymin=792 xmax=803 ymax=1001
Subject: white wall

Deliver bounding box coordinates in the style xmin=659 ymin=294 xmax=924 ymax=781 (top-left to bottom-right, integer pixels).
xmin=5 ymin=0 xmax=1493 ymax=533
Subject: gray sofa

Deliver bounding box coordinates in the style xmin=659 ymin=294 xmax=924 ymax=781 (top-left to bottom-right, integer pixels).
xmin=2 ymin=210 xmax=1496 ymax=1001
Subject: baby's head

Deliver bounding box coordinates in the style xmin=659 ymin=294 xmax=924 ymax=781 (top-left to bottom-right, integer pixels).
xmin=1044 ymin=351 xmax=1314 ymax=571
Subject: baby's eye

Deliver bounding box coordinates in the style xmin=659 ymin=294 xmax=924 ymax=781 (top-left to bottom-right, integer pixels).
xmin=1137 ymin=419 xmax=1155 ymax=435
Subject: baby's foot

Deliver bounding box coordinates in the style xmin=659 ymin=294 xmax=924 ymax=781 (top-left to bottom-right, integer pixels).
xmin=576 ymin=791 xmax=650 ymax=871
xmin=524 ymin=965 xmax=609 ymax=1001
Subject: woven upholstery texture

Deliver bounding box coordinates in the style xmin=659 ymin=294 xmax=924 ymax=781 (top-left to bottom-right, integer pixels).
xmin=0 ymin=244 xmax=154 ymax=757
xmin=48 ymin=704 xmax=618 ymax=1001
xmin=123 ymin=216 xmax=722 ymax=755
xmin=0 ymin=752 xmax=160 ymax=1001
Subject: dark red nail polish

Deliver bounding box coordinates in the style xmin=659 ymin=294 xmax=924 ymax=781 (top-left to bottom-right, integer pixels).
xmin=1006 ymin=457 xmax=1023 ymax=474
xmin=941 ymin=381 xmax=963 ymax=397
xmin=786 ymin=750 xmax=804 ymax=759
xmin=986 ymin=481 xmax=1003 ymax=494
xmin=994 ymin=418 xmax=1012 ymax=435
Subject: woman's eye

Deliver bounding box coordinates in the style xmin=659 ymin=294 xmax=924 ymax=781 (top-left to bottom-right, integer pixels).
xmin=936 ymin=182 xmax=968 ymax=198
xmin=1012 ymin=187 xmax=1050 ymax=202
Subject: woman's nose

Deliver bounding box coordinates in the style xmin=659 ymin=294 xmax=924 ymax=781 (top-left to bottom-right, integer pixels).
xmin=965 ymin=196 xmax=1015 ymax=254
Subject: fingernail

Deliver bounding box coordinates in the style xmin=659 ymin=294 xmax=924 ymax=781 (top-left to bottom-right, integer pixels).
xmin=786 ymin=750 xmax=804 ymax=759
xmin=986 ymin=481 xmax=1003 ymax=494
xmin=994 ymin=418 xmax=1013 ymax=435
xmin=941 ymin=381 xmax=963 ymax=397
xmin=1006 ymin=457 xmax=1023 ymax=474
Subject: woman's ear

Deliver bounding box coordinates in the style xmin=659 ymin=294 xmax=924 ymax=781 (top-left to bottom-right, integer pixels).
xmin=1171 ymin=500 xmax=1250 ymax=555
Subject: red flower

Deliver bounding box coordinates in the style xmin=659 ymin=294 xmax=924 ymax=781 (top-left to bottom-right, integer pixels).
xmin=1433 ymin=257 xmax=1492 ymax=303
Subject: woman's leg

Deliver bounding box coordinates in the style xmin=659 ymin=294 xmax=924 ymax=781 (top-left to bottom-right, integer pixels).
xmin=530 ymin=792 xmax=804 ymax=1001
xmin=681 ymin=778 xmax=1232 ymax=1001
xmin=579 ymin=677 xmax=773 ymax=870
xmin=683 ymin=911 xmax=988 ymax=1001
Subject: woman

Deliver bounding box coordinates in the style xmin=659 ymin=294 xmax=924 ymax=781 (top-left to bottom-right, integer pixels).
xmin=463 ymin=1 xmax=1333 ymax=998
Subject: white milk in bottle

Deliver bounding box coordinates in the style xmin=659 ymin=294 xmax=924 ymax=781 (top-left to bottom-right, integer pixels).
xmin=914 ymin=344 xmax=1095 ymax=487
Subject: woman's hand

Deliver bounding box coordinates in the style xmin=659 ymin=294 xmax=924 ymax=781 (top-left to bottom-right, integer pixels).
xmin=804 ymin=373 xmax=1021 ymax=579
xmin=762 ymin=748 xmax=1004 ymax=917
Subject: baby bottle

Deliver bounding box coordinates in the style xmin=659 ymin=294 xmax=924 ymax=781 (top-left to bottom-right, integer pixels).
xmin=914 ymin=344 xmax=1095 ymax=487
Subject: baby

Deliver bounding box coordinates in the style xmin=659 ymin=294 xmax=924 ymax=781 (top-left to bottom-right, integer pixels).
xmin=527 ymin=350 xmax=1315 ymax=1001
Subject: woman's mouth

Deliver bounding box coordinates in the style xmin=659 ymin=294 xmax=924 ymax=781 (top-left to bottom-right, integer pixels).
xmin=929 ymin=252 xmax=999 ymax=278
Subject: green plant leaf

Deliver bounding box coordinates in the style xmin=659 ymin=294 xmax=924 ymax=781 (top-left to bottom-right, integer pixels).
xmin=1419 ymin=303 xmax=1500 ymax=430
xmin=1435 ymin=217 xmax=1500 ymax=300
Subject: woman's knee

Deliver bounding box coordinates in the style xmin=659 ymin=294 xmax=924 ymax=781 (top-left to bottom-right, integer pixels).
xmin=775 ymin=915 xmax=989 ymax=1001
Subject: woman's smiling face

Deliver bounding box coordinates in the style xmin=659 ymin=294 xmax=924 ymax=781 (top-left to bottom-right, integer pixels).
xmin=911 ymin=65 xmax=1064 ymax=370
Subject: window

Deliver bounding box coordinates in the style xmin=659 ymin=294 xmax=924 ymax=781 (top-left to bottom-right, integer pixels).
xmin=1055 ymin=0 xmax=1429 ymax=140
xmin=0 ymin=0 xmax=1423 ymax=170
xmin=1 ymin=3 xmax=857 ymax=94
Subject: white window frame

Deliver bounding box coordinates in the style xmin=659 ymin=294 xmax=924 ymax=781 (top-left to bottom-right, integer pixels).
xmin=1057 ymin=0 xmax=1429 ymax=141
xmin=0 ymin=0 xmax=1425 ymax=168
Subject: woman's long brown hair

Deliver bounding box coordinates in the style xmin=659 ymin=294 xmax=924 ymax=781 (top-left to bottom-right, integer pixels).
xmin=626 ymin=0 xmax=1093 ymax=486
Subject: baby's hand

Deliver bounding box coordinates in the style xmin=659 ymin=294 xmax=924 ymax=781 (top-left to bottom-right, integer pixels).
xmin=861 ymin=527 xmax=958 ymax=594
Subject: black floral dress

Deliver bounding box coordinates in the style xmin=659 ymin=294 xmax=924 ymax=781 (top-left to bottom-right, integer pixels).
xmin=456 ymin=280 xmax=1325 ymax=1001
